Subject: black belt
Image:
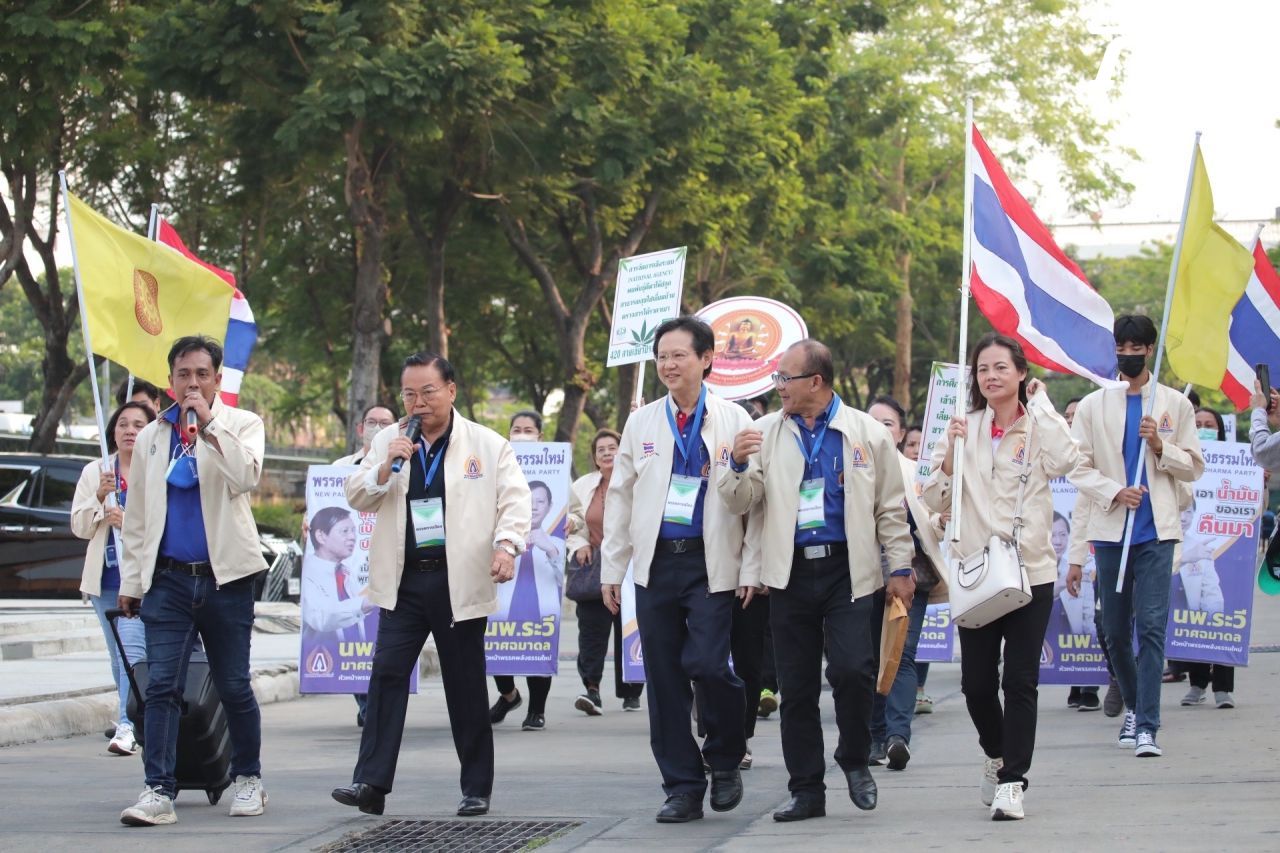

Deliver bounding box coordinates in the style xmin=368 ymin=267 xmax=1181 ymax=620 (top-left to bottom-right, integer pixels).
xmin=656 ymin=537 xmax=704 ymax=555
xmin=158 ymin=557 xmax=214 ymax=576
xmin=410 ymin=556 xmax=448 ymax=572
xmin=794 ymin=542 xmax=848 ymax=562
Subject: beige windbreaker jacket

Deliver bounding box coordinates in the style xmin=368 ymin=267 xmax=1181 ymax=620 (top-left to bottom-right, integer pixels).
xmin=921 ymin=391 xmax=1118 ymax=588
xmin=346 ymin=411 xmax=531 ymax=621
xmin=71 ymin=455 xmax=117 ymax=597
xmin=601 ymin=390 xmax=753 ymax=593
xmin=719 ymin=401 xmax=915 ymax=600
xmin=119 ymin=400 xmax=267 ymax=598
xmin=1067 ymin=377 xmax=1204 ymax=550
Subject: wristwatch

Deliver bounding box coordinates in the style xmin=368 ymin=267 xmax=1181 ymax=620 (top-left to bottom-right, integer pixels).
xmin=498 ymin=542 xmax=518 ymax=557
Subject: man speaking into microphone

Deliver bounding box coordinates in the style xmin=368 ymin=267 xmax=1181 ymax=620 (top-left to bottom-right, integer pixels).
xmin=331 ymin=351 xmax=530 ymax=818
xmin=117 ymin=336 xmax=270 ymax=826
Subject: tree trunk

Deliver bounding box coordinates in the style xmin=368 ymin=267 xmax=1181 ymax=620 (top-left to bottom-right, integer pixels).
xmin=343 ymin=125 xmax=390 ymax=451
xmin=892 ymin=249 xmax=913 ymax=407
xmin=29 ymin=354 xmax=90 ymax=454
xmin=406 ymin=179 xmax=463 ymax=359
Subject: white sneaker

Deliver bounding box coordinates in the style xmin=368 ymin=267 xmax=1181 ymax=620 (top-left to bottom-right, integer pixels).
xmin=1214 ymin=691 xmax=1235 ymax=709
xmin=108 ymin=724 xmax=139 ymax=756
xmin=229 ymin=775 xmax=267 ymax=817
xmin=990 ymin=781 xmax=1024 ymax=820
xmin=1135 ymin=731 xmax=1162 ymax=757
xmin=1117 ymin=711 xmax=1137 ymax=748
xmin=120 ymin=786 xmax=177 ymax=827
xmin=1181 ymin=686 xmax=1206 ymax=706
xmin=980 ymin=756 xmax=1003 ymax=806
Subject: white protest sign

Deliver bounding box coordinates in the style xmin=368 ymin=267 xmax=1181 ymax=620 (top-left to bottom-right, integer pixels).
xmin=917 ymin=361 xmax=965 ymax=482
xmin=607 ymin=246 xmax=687 ymax=367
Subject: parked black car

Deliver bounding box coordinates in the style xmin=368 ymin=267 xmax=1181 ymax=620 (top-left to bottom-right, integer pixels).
xmin=0 ymin=453 xmax=301 ymax=599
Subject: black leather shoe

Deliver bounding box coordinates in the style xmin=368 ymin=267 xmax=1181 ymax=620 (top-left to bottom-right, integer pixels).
xmin=655 ymin=794 xmax=704 ymax=823
xmin=772 ymin=794 xmax=826 ymax=822
xmin=709 ymin=768 xmax=743 ymax=812
xmin=846 ymin=766 xmax=878 ymax=811
xmin=489 ymin=691 xmax=522 ymax=724
xmin=457 ymin=796 xmax=490 ymax=816
xmin=331 ymin=783 xmax=385 ymax=815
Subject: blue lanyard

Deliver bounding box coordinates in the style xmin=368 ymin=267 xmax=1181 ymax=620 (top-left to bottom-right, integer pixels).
xmin=792 ymin=395 xmax=840 ymax=477
xmin=416 ymin=439 xmax=446 ymax=489
xmin=665 ymin=385 xmax=707 ymax=473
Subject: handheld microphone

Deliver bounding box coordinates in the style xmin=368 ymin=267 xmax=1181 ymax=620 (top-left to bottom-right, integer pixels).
xmin=185 ymin=408 xmax=199 ymax=438
xmin=390 ymin=415 xmax=422 ymax=474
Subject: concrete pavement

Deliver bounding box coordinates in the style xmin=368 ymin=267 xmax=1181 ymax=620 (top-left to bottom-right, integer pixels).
xmin=2 ymin=591 xmax=1279 ymax=851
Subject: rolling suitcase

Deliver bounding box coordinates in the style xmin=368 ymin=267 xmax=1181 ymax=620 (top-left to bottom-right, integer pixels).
xmin=106 ymin=609 xmax=233 ymax=805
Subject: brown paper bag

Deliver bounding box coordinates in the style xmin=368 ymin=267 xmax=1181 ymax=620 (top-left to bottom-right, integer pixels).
xmin=876 ymin=595 xmax=909 ymax=696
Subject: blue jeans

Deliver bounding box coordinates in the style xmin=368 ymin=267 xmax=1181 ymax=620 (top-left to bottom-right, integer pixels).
xmin=140 ymin=568 xmax=261 ymax=796
xmin=1094 ymin=540 xmax=1175 ymax=735
xmin=871 ymin=589 xmax=928 ymax=744
xmin=90 ymin=588 xmax=146 ymax=727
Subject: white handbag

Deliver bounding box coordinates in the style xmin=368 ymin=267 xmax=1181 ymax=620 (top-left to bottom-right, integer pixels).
xmin=949 ymin=416 xmax=1036 ymax=629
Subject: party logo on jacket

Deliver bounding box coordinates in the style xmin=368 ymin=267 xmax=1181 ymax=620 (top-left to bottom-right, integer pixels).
xmin=849 ymin=442 xmax=869 ymax=469
xmin=1012 ymin=440 xmax=1027 ymax=465
xmin=642 ymin=441 xmax=656 ymax=458
xmin=1158 ymin=412 xmax=1174 ymax=434
xmin=716 ymin=443 xmax=731 ymax=467
xmin=463 ymin=455 xmax=483 ymax=479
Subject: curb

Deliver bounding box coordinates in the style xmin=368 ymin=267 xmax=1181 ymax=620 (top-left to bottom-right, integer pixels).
xmin=0 ymin=662 xmax=301 ymax=749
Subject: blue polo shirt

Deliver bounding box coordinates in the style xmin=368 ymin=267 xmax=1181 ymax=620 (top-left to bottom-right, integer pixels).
xmin=658 ymin=398 xmax=709 ymax=540
xmin=158 ymin=406 xmax=211 ymax=563
xmin=792 ymin=403 xmax=846 ymax=546
xmin=1095 ymin=393 xmax=1157 ymax=548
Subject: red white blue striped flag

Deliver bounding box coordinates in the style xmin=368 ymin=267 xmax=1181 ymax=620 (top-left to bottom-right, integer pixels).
xmin=968 ymin=124 xmax=1122 ymax=388
xmin=157 ymin=219 xmax=258 ymax=406
xmin=1221 ymin=239 xmax=1280 ymax=410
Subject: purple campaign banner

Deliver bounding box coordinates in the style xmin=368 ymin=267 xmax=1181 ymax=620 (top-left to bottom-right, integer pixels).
xmin=1165 ymin=441 xmax=1264 ymax=666
xmin=916 ymin=604 xmax=955 ymax=662
xmin=300 ymin=465 xmax=417 ymax=694
xmin=621 ymin=564 xmax=645 ymax=682
xmin=1039 ymin=476 xmax=1108 ymax=685
xmin=486 ymin=443 xmax=572 ymax=676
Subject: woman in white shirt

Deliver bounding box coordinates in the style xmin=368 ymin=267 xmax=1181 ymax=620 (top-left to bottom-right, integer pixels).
xmin=70 ymin=402 xmax=155 ymax=756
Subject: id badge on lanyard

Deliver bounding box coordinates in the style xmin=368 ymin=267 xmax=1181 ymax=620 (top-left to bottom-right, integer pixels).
xmin=794 ymin=396 xmax=840 ymax=531
xmin=663 ymin=474 xmax=702 ymax=526
xmin=797 ymin=478 xmax=826 ymax=530
xmin=663 ymin=387 xmax=707 ymax=527
xmin=410 ymin=497 xmax=445 ymax=548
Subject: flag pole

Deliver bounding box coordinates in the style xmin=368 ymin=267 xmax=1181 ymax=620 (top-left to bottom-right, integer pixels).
xmin=1114 ymin=132 xmax=1201 ymax=593
xmin=634 ymin=361 xmax=646 ymax=408
xmin=58 ymin=172 xmax=110 ymax=464
xmin=950 ymin=97 xmax=976 ymax=542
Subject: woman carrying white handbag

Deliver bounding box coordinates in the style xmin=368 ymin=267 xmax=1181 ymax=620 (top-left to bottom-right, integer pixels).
xmin=921 ymin=333 xmax=1115 ymax=822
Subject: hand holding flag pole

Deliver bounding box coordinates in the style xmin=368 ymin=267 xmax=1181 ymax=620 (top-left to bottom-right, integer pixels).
xmin=950 ymin=98 xmax=977 ymax=542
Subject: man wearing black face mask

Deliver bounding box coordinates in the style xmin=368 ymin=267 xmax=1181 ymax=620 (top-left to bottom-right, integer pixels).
xmin=1064 ymin=315 xmax=1204 ymax=760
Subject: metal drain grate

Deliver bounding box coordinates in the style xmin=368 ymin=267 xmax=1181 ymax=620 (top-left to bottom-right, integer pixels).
xmin=316 ymin=819 xmax=581 ymax=852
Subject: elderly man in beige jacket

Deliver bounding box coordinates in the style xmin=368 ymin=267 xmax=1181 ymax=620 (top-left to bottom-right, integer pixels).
xmin=117 ymin=336 xmax=269 ymax=827
xmin=330 ymin=352 xmax=529 ymax=820
xmin=719 ymin=339 xmax=916 ymax=823
xmin=601 ymin=316 xmax=754 ymax=824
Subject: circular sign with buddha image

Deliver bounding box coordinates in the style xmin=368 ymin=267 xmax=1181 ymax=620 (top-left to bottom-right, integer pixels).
xmin=696 ymin=296 xmax=808 ymax=401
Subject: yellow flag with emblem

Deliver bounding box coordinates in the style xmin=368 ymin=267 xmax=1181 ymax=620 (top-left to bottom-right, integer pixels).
xmin=1165 ymin=147 xmax=1254 ymax=387
xmin=67 ymin=192 xmax=234 ymax=388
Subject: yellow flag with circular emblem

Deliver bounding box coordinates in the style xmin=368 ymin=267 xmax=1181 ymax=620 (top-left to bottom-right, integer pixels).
xmin=67 ymin=192 xmax=234 ymax=388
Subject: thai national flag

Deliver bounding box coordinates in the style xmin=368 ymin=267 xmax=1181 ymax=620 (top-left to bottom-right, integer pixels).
xmin=1221 ymin=239 xmax=1280 ymax=410
xmin=157 ymin=219 xmax=259 ymax=406
xmin=968 ymin=124 xmax=1121 ymax=388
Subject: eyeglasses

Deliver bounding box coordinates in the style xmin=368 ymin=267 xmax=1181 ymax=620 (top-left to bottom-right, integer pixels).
xmin=399 ymin=386 xmax=447 ymax=404
xmin=771 ymin=371 xmax=818 ymax=386
xmin=363 ymin=419 xmax=396 ymax=430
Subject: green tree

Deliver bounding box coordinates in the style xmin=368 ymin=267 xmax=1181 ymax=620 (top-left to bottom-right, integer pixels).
xmin=0 ymin=1 xmax=143 ymax=451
